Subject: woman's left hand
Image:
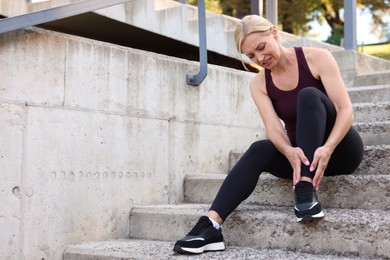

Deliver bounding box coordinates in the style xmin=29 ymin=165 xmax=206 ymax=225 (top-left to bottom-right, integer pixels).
xmin=310 ymin=146 xmax=332 ymax=190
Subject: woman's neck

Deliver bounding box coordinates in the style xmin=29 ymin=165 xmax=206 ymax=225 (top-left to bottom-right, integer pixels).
xmin=271 ymin=47 xmax=296 ymax=74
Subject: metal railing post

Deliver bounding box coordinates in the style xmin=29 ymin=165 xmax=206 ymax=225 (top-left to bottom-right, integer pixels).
xmin=251 ymin=0 xmax=263 ymax=16
xmin=251 ymin=0 xmax=259 ymax=15
xmin=266 ymin=0 xmax=277 ymax=25
xmin=186 ymin=0 xmax=207 ymax=86
xmin=344 ymin=0 xmax=357 ymax=49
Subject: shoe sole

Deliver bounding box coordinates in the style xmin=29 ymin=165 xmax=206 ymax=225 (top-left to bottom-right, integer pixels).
xmin=296 ymin=211 xmax=324 ymax=223
xmin=173 ymin=242 xmax=226 ymax=254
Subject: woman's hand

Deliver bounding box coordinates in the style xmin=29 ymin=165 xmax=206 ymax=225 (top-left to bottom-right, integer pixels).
xmin=285 ymin=147 xmax=310 ymax=187
xmin=311 ymin=146 xmax=333 ymax=190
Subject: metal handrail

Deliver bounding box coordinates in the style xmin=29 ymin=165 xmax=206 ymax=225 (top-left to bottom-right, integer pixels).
xmin=1 ymin=0 xmax=208 ymax=86
xmin=186 ymin=0 xmax=207 ymax=86
xmin=0 ymin=0 xmax=134 ymax=34
xmin=344 ymin=0 xmax=357 ymax=49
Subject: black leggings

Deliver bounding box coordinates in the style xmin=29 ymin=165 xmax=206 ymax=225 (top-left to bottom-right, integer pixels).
xmin=209 ymin=87 xmax=364 ymax=221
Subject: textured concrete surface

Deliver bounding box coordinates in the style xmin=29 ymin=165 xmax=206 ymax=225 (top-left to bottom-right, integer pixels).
xmin=0 ymin=103 xmax=25 ymax=259
xmin=2 ymin=0 xmax=390 ymax=85
xmin=354 ymin=121 xmax=390 ymax=145
xmin=0 ymin=27 xmax=261 ymax=259
xmin=64 ymin=239 xmax=363 ymax=260
xmin=1 ymin=1 xmax=389 ymax=259
xmin=128 ymin=204 xmax=390 ymax=258
xmin=184 ymin=173 xmax=390 ymax=210
xmin=357 ymin=145 xmax=390 ymax=175
xmin=353 ymin=70 xmax=390 ymax=87
xmin=353 ymin=102 xmax=390 ymax=122
xmin=348 ymin=85 xmax=390 ymax=103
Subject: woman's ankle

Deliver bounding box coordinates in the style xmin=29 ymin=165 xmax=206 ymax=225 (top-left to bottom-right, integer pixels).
xmin=207 ymin=211 xmax=223 ymax=225
xmin=299 ymin=176 xmax=313 ymax=183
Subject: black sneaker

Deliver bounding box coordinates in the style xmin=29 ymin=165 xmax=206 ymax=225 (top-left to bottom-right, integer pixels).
xmin=294 ymin=181 xmax=324 ymax=222
xmin=173 ymin=216 xmax=226 ymax=254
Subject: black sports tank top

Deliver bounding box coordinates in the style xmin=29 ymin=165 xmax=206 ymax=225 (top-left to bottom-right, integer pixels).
xmin=265 ymin=47 xmax=327 ymax=144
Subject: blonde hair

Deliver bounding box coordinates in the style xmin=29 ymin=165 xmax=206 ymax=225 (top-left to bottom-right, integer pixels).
xmin=234 ymin=15 xmax=275 ymax=71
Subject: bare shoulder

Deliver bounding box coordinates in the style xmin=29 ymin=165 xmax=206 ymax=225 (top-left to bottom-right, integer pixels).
xmin=302 ymin=47 xmax=332 ymax=59
xmin=302 ymin=47 xmax=336 ymax=66
xmin=250 ymin=70 xmax=267 ymax=95
xmin=302 ymin=47 xmax=338 ymax=78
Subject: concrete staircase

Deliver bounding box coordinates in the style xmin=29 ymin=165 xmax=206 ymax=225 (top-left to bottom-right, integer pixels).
xmin=58 ymin=1 xmax=389 ymax=260
xmin=1 ymin=0 xmax=389 ymax=259
xmin=62 ymin=33 xmax=390 ymax=260
xmin=64 ymin=79 xmax=390 ymax=259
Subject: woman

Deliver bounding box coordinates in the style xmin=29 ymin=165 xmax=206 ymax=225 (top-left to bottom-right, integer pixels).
xmin=173 ymin=15 xmax=364 ymax=254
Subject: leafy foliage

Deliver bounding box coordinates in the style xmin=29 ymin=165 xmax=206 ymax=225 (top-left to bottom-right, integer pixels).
xmin=183 ymin=0 xmax=390 ymax=44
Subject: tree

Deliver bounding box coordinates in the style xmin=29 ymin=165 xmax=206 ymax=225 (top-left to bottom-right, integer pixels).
xmin=187 ymin=0 xmax=223 ymax=14
xmin=218 ymin=0 xmax=251 ymax=18
xmin=279 ymin=0 xmax=389 ymax=45
xmin=386 ymin=23 xmax=390 ymax=41
xmin=183 ymin=0 xmax=390 ymax=45
xmin=316 ymin=0 xmax=390 ymax=45
xmin=278 ymin=0 xmax=320 ymax=35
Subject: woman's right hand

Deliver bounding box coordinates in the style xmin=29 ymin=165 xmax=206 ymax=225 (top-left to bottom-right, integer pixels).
xmin=285 ymin=147 xmax=310 ymax=186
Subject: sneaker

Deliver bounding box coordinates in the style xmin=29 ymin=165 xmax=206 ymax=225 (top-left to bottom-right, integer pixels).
xmin=173 ymin=216 xmax=226 ymax=254
xmin=294 ymin=181 xmax=324 ymax=222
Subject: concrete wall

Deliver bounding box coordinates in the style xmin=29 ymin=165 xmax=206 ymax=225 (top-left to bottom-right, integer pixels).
xmin=2 ymin=0 xmax=390 ymax=87
xmin=0 ymin=0 xmax=83 ymax=16
xmin=0 ymin=27 xmax=262 ymax=259
xmin=0 ymin=0 xmax=27 ymax=16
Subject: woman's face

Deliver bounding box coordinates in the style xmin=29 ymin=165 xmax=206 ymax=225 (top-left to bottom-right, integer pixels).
xmin=241 ymin=29 xmax=280 ymax=69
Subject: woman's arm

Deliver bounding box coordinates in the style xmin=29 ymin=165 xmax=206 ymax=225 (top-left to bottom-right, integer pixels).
xmin=250 ymin=73 xmax=310 ymax=185
xmin=305 ymin=48 xmax=354 ymax=189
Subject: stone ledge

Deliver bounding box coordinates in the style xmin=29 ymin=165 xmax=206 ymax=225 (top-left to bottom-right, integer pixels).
xmin=353 ymin=102 xmax=390 ymax=122
xmin=348 ymin=84 xmax=390 ymax=103
xmin=64 ymin=239 xmax=363 ymax=260
xmin=128 ymin=204 xmax=390 ymax=258
xmin=184 ymin=173 xmax=390 ymax=210
xmin=354 ymin=121 xmax=390 ymax=145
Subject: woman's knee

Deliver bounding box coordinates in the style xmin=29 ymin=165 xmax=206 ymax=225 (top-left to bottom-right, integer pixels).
xmin=328 ymin=128 xmax=364 ymax=174
xmin=298 ymin=87 xmax=322 ymax=97
xmin=297 ymin=87 xmax=322 ymax=106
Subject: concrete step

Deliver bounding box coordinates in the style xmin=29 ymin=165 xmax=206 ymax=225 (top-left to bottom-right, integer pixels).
xmin=348 ymin=85 xmax=390 ymax=103
xmin=128 ymin=204 xmax=390 ymax=258
xmin=354 ymin=121 xmax=390 ymax=145
xmin=357 ymin=145 xmax=390 ymax=175
xmin=353 ymin=102 xmax=390 ymax=123
xmin=184 ymin=173 xmax=390 ymax=210
xmin=353 ymin=70 xmax=390 ymax=87
xmin=64 ymin=238 xmax=363 ymax=259
xmin=229 ymin=145 xmax=390 ymax=175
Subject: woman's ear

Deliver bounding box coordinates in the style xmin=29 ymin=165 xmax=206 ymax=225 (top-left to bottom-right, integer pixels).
xmin=271 ymin=26 xmax=278 ymax=39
